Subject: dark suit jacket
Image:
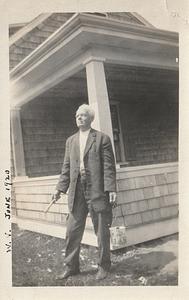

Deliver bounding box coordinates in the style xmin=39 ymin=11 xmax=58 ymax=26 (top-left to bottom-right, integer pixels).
xmin=56 ymin=128 xmax=116 ymax=212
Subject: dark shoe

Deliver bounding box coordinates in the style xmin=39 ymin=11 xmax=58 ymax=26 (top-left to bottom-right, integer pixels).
xmin=56 ymin=267 xmax=80 ymax=280
xmin=96 ymin=267 xmax=108 ymax=280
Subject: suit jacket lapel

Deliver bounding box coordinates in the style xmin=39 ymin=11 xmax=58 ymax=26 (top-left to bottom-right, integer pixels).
xmin=84 ymin=128 xmax=96 ymax=157
xmin=73 ymin=132 xmax=80 ymax=161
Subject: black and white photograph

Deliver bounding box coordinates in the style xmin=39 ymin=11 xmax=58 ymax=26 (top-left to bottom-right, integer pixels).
xmin=1 ymin=0 xmax=189 ymax=299
xmin=9 ymin=10 xmax=179 ymax=287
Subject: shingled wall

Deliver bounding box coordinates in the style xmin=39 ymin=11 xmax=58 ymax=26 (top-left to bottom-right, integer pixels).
xmin=20 ymin=98 xmax=81 ymax=177
xmin=119 ymin=98 xmax=178 ymax=166
xmin=113 ymin=163 xmax=178 ymax=227
xmin=9 ymin=13 xmax=74 ymax=70
xmin=12 ymin=162 xmax=178 ymax=247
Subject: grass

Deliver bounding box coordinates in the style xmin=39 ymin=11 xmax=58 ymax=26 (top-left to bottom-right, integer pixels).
xmin=12 ymin=223 xmax=178 ymax=286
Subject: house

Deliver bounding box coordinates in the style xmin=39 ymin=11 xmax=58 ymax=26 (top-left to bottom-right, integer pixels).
xmin=10 ymin=13 xmax=178 ymax=248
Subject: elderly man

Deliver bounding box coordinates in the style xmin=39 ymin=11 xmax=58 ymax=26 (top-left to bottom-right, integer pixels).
xmin=53 ymin=104 xmax=117 ymax=280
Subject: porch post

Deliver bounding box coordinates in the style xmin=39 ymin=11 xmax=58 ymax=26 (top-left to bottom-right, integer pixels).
xmin=84 ymin=57 xmax=114 ymax=149
xmin=10 ymin=107 xmax=26 ymax=176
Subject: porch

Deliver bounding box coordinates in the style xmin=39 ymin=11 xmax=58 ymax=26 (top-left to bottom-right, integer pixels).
xmin=10 ymin=13 xmax=179 ymax=248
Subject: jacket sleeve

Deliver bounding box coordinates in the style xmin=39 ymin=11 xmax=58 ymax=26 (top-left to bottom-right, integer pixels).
xmin=56 ymin=138 xmax=70 ymax=193
xmin=101 ymin=134 xmax=117 ymax=192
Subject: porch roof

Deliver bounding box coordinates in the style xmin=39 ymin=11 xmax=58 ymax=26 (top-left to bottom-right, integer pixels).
xmin=9 ymin=12 xmax=154 ymax=71
xmin=10 ymin=13 xmax=178 ymax=108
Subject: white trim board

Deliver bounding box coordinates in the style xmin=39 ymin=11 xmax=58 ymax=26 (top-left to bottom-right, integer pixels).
xmin=12 ymin=216 xmax=178 ymax=250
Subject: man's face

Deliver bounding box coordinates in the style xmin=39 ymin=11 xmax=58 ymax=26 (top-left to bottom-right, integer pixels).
xmin=76 ymin=108 xmax=92 ymax=131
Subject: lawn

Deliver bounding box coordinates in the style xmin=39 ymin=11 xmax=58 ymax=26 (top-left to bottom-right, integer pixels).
xmin=12 ymin=223 xmax=178 ymax=286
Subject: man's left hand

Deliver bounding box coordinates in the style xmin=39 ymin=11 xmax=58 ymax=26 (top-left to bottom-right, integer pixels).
xmin=109 ymin=192 xmax=117 ymax=208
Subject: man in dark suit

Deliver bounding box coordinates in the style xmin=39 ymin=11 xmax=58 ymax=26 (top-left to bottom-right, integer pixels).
xmin=53 ymin=104 xmax=117 ymax=280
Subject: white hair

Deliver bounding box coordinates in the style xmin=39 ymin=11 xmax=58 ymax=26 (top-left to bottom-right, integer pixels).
xmin=76 ymin=104 xmax=95 ymax=121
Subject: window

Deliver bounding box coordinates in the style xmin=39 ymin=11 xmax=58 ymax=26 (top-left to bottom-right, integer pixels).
xmin=110 ymin=103 xmax=126 ymax=163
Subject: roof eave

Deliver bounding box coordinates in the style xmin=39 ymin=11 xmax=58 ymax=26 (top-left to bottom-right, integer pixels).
xmin=10 ymin=13 xmax=179 ymax=79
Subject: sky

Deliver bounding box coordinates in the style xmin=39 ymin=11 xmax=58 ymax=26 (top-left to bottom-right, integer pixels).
xmin=5 ymin=0 xmax=188 ymax=32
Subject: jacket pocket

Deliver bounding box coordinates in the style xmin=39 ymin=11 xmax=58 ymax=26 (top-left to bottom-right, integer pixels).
xmin=91 ymin=196 xmax=108 ymax=213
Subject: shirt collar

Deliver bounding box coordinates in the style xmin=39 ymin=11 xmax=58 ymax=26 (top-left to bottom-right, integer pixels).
xmin=79 ymin=128 xmax=91 ymax=136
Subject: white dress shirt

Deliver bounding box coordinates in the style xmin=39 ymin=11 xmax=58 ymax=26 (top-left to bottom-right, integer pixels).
xmin=79 ymin=129 xmax=91 ymax=171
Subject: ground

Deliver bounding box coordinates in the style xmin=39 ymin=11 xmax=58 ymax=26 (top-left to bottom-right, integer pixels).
xmin=12 ymin=223 xmax=178 ymax=286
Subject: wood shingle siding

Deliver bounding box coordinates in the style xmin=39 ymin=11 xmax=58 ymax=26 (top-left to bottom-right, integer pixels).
xmin=16 ymin=201 xmax=68 ymax=215
xmin=9 ymin=13 xmax=74 ymax=70
xmin=21 ymin=34 xmax=46 ymax=44
xmin=20 ymin=98 xmax=81 ymax=177
xmin=111 ymin=164 xmax=178 ymax=228
xmin=16 ymin=210 xmax=68 ymax=225
xmin=106 ymin=65 xmax=178 ymax=166
xmin=18 ymin=40 xmax=41 ymax=50
xmin=107 ymin=12 xmax=146 ymax=25
xmin=50 ymin=13 xmax=74 ymax=22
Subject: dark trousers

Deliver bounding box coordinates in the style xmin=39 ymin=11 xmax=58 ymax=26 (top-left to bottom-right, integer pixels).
xmin=64 ymin=176 xmax=112 ymax=271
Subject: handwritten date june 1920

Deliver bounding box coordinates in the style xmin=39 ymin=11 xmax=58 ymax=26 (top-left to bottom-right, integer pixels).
xmin=4 ymin=170 xmax=12 ymax=253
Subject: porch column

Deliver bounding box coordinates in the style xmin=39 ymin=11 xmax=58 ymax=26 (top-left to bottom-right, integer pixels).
xmin=84 ymin=57 xmax=114 ymax=149
xmin=10 ymin=107 xmax=26 ymax=176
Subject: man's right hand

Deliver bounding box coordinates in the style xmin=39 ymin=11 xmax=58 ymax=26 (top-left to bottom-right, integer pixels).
xmin=52 ymin=190 xmax=62 ymax=202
